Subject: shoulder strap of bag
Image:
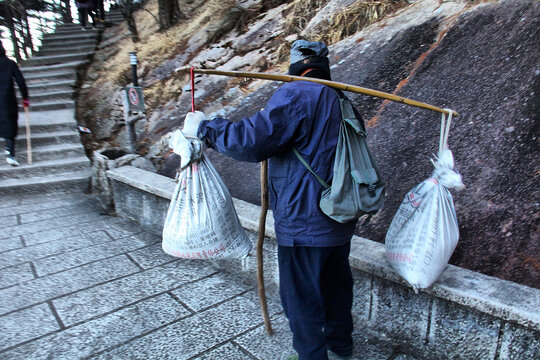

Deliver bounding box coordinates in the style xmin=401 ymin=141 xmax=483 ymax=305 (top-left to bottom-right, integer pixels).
xmin=334 ymin=89 xmax=365 ymax=135
xmin=292 ymin=148 xmax=330 ymax=189
xmin=292 ymin=88 xmax=352 ymax=190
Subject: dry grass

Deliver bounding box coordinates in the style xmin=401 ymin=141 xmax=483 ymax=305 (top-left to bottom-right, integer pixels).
xmin=272 ymin=0 xmax=406 ymax=68
xmin=91 ymin=0 xmax=241 ymax=113
xmin=282 ymin=0 xmax=330 ymax=34
xmin=90 ymin=0 xmax=409 ymax=117
xmin=313 ymin=0 xmax=408 ymax=44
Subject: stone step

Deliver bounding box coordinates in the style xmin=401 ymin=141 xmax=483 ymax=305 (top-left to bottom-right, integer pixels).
xmin=9 ymin=143 xmax=86 ymax=163
xmin=20 ymin=60 xmax=84 ymax=73
xmin=0 ymin=156 xmax=90 ymax=180
xmin=27 ymin=79 xmax=75 ymax=93
xmin=42 ymin=32 xmax=98 ymax=42
xmin=24 ymin=71 xmax=77 ymax=84
xmin=18 ymin=120 xmax=77 ymax=134
xmin=38 ymin=45 xmax=96 ymax=57
xmin=21 ymin=100 xmax=75 ymax=112
xmin=15 ymin=130 xmax=80 ymax=147
xmin=39 ymin=38 xmax=97 ymax=49
xmin=56 ymin=23 xmax=88 ymax=29
xmin=0 ymin=170 xmax=90 ymax=195
xmin=52 ymin=27 xmax=99 ymax=35
xmin=18 ymin=89 xmax=73 ymax=103
xmin=22 ymin=52 xmax=93 ymax=67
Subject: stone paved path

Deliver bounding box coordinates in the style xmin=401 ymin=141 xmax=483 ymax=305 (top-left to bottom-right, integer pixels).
xmin=0 ymin=190 xmax=418 ymax=360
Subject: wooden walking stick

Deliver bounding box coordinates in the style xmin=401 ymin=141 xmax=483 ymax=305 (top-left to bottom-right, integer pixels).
xmin=257 ymin=160 xmax=273 ymax=335
xmin=24 ymin=106 xmax=32 ymax=165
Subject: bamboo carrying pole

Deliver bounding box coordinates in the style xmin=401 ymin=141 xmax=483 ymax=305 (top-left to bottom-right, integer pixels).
xmin=24 ymin=107 xmax=32 ymax=165
xmin=177 ymin=66 xmax=458 ymax=336
xmin=176 ymin=67 xmax=458 ymax=117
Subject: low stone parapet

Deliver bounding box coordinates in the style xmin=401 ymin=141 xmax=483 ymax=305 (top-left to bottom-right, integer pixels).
xmin=107 ymin=165 xmax=539 ymax=359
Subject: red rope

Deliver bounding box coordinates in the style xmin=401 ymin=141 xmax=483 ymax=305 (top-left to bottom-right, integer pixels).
xmin=190 ymin=66 xmax=195 ymax=112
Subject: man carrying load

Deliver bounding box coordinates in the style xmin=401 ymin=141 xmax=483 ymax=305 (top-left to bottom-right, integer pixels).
xmin=182 ymin=40 xmax=360 ymax=360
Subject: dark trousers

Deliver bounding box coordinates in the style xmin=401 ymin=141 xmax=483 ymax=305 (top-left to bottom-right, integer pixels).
xmin=78 ymin=8 xmax=96 ymax=27
xmin=278 ymin=242 xmax=354 ymax=360
xmin=97 ymin=0 xmax=105 ymax=21
xmin=4 ymin=137 xmax=15 ymax=156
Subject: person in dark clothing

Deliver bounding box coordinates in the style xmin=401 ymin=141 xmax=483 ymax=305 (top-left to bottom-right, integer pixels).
xmin=0 ymin=42 xmax=29 ymax=167
xmin=96 ymin=0 xmax=106 ymax=23
xmin=182 ymin=40 xmax=358 ymax=360
xmin=76 ymin=0 xmax=97 ymax=28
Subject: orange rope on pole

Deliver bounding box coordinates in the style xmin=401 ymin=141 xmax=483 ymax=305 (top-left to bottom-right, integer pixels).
xmin=175 ymin=66 xmax=458 ymax=117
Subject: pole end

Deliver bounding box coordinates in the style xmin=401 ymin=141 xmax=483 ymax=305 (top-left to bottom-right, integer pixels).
xmin=174 ymin=65 xmax=192 ymax=74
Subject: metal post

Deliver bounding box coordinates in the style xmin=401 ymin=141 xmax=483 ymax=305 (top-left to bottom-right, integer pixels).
xmin=129 ymin=51 xmax=138 ymax=86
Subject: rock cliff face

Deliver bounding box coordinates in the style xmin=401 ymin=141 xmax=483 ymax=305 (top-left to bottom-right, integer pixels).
xmin=77 ymin=0 xmax=539 ymax=289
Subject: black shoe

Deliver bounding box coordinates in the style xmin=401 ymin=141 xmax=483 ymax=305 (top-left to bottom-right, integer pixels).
xmin=328 ymin=345 xmax=353 ymax=359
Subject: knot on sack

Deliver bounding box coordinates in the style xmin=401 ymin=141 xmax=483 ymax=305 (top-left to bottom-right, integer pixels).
xmin=431 ymin=149 xmax=464 ymax=190
xmin=166 ymin=129 xmax=204 ymax=169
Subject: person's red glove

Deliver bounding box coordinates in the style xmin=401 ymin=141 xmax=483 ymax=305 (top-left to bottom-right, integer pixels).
xmin=22 ymin=99 xmax=30 ymax=108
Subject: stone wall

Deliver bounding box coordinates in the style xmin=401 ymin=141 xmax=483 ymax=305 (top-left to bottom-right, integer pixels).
xmin=107 ymin=165 xmax=539 ymax=359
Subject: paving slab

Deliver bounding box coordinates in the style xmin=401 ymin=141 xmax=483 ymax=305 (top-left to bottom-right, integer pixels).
xmin=0 ymin=254 xmax=139 ymax=315
xmin=92 ymin=291 xmax=283 ymax=360
xmin=171 ymin=271 xmax=255 ymax=312
xmin=52 ymin=259 xmax=218 ymax=327
xmin=0 ymin=215 xmax=18 ymax=228
xmin=18 ymin=201 xmax=101 ymax=224
xmin=234 ymin=314 xmax=295 ymax=360
xmin=0 ymin=262 xmax=35 ymax=289
xmin=0 ymin=303 xmax=60 ymax=350
xmin=21 ymin=216 xmax=135 ymax=246
xmin=0 ymin=211 xmax=105 ymax=240
xmin=32 ymin=235 xmax=153 ymax=277
xmin=127 ymin=241 xmax=177 ymax=269
xmin=193 ymin=342 xmax=255 ymax=359
xmin=1 ymin=294 xmax=190 ymax=359
xmin=0 ymin=236 xmax=24 ymax=253
xmin=0 ymin=230 xmax=113 ymax=269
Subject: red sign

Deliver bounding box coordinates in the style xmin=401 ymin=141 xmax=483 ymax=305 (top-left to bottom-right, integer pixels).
xmin=124 ymin=86 xmax=146 ymax=112
xmin=128 ymin=88 xmax=140 ymax=106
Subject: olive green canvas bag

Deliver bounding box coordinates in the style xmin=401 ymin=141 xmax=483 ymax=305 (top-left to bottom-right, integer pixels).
xmin=293 ymin=90 xmax=385 ymax=223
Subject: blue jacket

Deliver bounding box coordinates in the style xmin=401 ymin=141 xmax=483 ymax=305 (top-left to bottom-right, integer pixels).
xmin=198 ymin=80 xmax=357 ymax=247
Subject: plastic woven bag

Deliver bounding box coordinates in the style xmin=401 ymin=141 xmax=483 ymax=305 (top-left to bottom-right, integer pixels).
xmin=385 ymin=111 xmax=463 ymax=292
xmin=162 ymin=130 xmax=252 ymax=259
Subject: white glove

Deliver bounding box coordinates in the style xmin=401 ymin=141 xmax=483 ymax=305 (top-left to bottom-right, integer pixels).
xmin=182 ymin=111 xmax=207 ymax=138
xmin=167 ymin=129 xmax=203 ymax=169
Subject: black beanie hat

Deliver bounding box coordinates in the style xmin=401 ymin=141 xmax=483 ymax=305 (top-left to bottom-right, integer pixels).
xmin=288 ymin=40 xmax=331 ymax=80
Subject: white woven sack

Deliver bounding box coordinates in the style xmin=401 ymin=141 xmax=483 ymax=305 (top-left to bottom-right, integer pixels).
xmin=162 ymin=131 xmax=252 ymax=259
xmin=385 ymin=111 xmax=463 ymax=292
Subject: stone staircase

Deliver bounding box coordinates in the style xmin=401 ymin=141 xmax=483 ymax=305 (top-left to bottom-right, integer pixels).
xmin=0 ymin=10 xmax=124 ymax=195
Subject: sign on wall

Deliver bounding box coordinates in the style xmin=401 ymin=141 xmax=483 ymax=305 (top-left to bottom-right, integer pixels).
xmin=124 ymin=86 xmax=146 ymax=112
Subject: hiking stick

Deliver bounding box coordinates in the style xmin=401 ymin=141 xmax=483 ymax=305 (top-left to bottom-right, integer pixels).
xmin=175 ymin=66 xmax=458 ymax=117
xmin=24 ymin=107 xmax=32 ymax=165
xmin=257 ymin=160 xmax=273 ymax=335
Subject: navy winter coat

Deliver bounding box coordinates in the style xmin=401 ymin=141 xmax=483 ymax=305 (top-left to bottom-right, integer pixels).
xmin=198 ymin=81 xmax=358 ymax=247
xmin=0 ymin=54 xmax=28 ymax=138
xmin=75 ymin=0 xmax=96 ymax=9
